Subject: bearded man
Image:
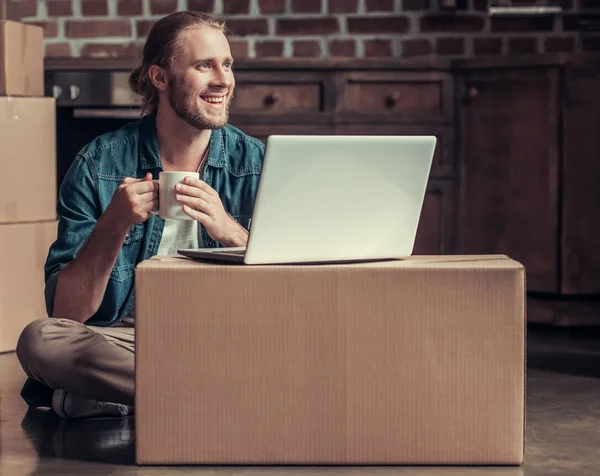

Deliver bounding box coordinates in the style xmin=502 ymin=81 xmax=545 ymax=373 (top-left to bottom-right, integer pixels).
xmin=15 ymin=11 xmax=264 ymax=419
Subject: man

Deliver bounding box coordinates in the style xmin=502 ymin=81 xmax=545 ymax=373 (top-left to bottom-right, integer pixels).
xmin=16 ymin=11 xmax=264 ymax=419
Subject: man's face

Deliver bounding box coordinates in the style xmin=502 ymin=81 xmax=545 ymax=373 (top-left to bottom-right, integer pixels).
xmin=167 ymin=26 xmax=235 ymax=130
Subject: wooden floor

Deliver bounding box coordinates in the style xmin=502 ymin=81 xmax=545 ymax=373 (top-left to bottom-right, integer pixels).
xmin=2 ymin=328 xmax=600 ymax=475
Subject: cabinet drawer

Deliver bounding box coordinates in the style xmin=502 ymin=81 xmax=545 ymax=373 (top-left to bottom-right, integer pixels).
xmin=336 ymin=124 xmax=455 ymax=178
xmin=230 ymin=72 xmax=332 ymax=122
xmin=232 ymin=83 xmax=320 ymax=112
xmin=339 ymin=72 xmax=453 ymax=123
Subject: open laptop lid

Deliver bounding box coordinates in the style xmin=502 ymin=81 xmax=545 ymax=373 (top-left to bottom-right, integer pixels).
xmin=241 ymin=135 xmax=436 ymax=265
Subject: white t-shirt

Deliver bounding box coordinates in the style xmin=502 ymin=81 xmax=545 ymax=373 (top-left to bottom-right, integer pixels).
xmin=156 ymin=218 xmax=200 ymax=255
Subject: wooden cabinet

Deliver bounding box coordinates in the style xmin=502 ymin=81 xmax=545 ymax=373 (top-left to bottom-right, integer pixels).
xmin=457 ymin=68 xmax=560 ymax=292
xmin=561 ymin=64 xmax=600 ymax=295
xmin=456 ymin=59 xmax=600 ymax=301
xmin=455 ymin=57 xmax=600 ymax=324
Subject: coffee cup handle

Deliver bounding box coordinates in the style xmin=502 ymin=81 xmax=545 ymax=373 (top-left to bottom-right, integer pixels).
xmin=150 ymin=179 xmax=160 ymax=215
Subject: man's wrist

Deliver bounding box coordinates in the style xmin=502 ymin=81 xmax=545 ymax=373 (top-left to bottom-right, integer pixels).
xmin=220 ymin=220 xmax=249 ymax=247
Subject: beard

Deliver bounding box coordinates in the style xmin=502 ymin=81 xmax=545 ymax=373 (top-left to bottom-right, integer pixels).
xmin=167 ymin=73 xmax=232 ymax=130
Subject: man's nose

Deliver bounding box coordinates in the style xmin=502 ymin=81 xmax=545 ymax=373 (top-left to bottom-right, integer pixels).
xmin=212 ymin=66 xmax=233 ymax=89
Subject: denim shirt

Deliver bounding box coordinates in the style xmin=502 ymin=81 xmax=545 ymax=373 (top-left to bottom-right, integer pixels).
xmin=44 ymin=112 xmax=264 ymax=327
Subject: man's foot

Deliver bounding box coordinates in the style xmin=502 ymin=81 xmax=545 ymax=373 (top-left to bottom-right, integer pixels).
xmin=51 ymin=389 xmax=134 ymax=419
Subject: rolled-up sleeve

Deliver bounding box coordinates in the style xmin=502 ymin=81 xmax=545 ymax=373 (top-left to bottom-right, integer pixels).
xmin=44 ymin=155 xmax=99 ymax=316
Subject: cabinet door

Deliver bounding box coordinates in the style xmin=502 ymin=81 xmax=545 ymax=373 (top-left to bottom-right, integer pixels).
xmin=562 ymin=65 xmax=600 ymax=294
xmin=413 ymin=180 xmax=455 ymax=255
xmin=458 ymin=68 xmax=559 ymax=292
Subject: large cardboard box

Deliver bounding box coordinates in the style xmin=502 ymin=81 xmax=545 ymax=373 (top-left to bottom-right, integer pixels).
xmin=0 ymin=220 xmax=57 ymax=353
xmin=135 ymin=255 xmax=526 ymax=465
xmin=0 ymin=96 xmax=56 ymax=223
xmin=0 ymin=20 xmax=43 ymax=96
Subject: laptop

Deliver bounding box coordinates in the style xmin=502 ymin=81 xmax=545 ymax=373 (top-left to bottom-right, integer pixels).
xmin=178 ymin=134 xmax=436 ymax=265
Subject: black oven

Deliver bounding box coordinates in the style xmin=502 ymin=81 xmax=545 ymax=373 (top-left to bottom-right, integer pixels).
xmin=45 ymin=70 xmax=143 ymax=195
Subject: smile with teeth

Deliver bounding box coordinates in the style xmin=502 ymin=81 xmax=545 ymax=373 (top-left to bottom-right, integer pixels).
xmin=201 ymin=96 xmax=225 ymax=105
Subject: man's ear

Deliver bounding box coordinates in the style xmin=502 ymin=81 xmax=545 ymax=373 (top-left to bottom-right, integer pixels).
xmin=148 ymin=65 xmax=169 ymax=92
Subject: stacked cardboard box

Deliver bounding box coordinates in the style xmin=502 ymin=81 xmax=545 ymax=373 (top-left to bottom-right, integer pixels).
xmin=0 ymin=18 xmax=58 ymax=352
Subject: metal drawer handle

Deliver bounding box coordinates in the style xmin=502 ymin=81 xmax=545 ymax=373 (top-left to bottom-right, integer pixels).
xmin=70 ymin=85 xmax=80 ymax=100
xmin=263 ymin=92 xmax=280 ymax=107
xmin=385 ymin=92 xmax=401 ymax=108
xmin=461 ymin=85 xmax=479 ymax=104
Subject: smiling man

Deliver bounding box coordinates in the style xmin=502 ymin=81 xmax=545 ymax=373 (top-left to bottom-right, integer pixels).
xmin=15 ymin=11 xmax=264 ymax=419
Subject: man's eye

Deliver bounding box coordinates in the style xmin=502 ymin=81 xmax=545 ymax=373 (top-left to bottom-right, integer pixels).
xmin=199 ymin=62 xmax=211 ymax=69
xmin=224 ymin=62 xmax=232 ymax=68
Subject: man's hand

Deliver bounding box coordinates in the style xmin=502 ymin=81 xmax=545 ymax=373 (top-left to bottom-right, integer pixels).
xmin=174 ymin=176 xmax=248 ymax=247
xmin=105 ymin=173 xmax=158 ymax=229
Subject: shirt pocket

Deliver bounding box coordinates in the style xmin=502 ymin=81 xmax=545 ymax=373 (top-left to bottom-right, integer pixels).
xmin=123 ymin=223 xmax=145 ymax=244
xmin=110 ymin=223 xmax=145 ymax=283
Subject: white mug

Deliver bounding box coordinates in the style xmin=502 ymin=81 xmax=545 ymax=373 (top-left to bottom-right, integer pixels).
xmin=151 ymin=171 xmax=200 ymax=220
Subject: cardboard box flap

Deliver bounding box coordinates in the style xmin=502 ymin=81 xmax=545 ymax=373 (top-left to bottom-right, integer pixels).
xmin=138 ymin=254 xmax=524 ymax=271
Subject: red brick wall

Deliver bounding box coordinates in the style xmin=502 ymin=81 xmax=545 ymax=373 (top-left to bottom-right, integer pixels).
xmin=10 ymin=0 xmax=597 ymax=59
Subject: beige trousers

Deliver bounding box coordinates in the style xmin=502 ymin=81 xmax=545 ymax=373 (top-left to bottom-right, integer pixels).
xmin=16 ymin=318 xmax=135 ymax=406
